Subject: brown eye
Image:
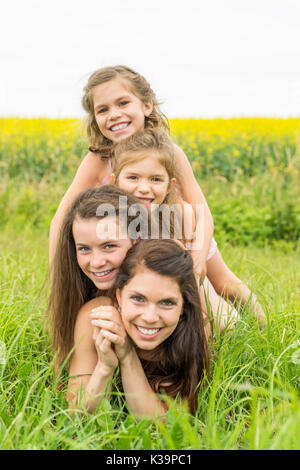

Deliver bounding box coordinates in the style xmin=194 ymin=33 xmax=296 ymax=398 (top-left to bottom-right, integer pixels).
xmin=131 ymin=295 xmax=145 ymax=302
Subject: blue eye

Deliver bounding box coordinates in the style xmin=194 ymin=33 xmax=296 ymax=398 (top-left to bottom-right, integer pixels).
xmin=160 ymin=299 xmax=176 ymax=306
xmin=127 ymin=175 xmax=138 ymax=180
xmin=120 ymin=100 xmax=129 ymax=106
xmin=78 ymin=246 xmax=90 ymax=253
xmin=104 ymin=244 xmax=117 ymax=250
xmin=97 ymin=108 xmax=107 ymax=114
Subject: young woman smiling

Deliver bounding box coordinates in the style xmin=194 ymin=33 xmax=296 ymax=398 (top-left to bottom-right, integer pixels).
xmin=67 ymin=239 xmax=210 ymax=417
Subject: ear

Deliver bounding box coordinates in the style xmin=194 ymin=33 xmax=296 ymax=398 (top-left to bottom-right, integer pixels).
xmin=143 ymin=100 xmax=153 ymax=117
xmin=167 ymin=177 xmax=176 ymax=193
xmin=109 ymin=173 xmax=116 ymax=185
xmin=116 ymin=288 xmax=122 ymax=308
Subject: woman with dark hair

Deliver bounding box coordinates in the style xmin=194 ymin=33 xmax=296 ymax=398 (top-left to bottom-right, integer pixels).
xmin=69 ymin=239 xmax=210 ymax=417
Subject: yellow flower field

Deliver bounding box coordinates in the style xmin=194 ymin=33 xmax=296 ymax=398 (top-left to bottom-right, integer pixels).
xmin=1 ymin=117 xmax=300 ymax=181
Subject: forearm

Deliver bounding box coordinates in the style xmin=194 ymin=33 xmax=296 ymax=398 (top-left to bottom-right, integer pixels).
xmin=69 ymin=363 xmax=115 ymax=414
xmin=120 ymin=351 xmax=167 ymax=419
xmin=189 ymin=203 xmax=214 ymax=278
xmin=174 ymin=145 xmax=214 ymax=269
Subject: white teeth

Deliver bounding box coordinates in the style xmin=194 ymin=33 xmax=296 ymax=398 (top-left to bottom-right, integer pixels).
xmin=111 ymin=123 xmax=129 ymax=131
xmin=93 ymin=269 xmax=113 ymax=277
xmin=136 ymin=326 xmax=160 ymax=335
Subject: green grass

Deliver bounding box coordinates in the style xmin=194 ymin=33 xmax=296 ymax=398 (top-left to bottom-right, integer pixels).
xmin=1 ymin=221 xmax=299 ymax=450
xmin=0 ymin=116 xmax=299 ymax=449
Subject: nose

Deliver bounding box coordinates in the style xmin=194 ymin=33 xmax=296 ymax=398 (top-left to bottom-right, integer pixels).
xmin=137 ymin=180 xmax=151 ymax=194
xmin=141 ymin=304 xmax=160 ymax=324
xmin=89 ymin=250 xmax=107 ymax=269
xmin=109 ymin=106 xmax=122 ymax=122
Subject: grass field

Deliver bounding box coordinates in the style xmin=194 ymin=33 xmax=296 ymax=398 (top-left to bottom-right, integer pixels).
xmin=0 ymin=118 xmax=299 ymax=450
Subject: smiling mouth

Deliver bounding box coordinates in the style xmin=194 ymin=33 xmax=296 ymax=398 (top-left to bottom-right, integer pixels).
xmin=135 ymin=325 xmax=162 ymax=337
xmin=90 ymin=268 xmax=115 ymax=279
xmin=110 ymin=122 xmax=131 ymax=132
xmin=137 ymin=197 xmax=154 ymax=205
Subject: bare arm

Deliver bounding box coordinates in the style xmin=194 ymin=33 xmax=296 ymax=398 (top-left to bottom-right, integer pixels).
xmin=66 ymin=297 xmax=118 ymax=414
xmin=49 ymin=152 xmax=111 ymax=266
xmin=173 ymin=144 xmax=214 ymax=278
xmin=90 ymin=306 xmax=168 ymax=420
xmin=120 ymin=350 xmax=168 ymax=420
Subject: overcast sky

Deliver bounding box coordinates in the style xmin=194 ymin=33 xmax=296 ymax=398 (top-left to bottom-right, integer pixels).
xmin=1 ymin=0 xmax=300 ymax=118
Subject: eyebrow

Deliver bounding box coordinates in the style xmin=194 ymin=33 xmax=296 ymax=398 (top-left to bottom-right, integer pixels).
xmin=75 ymin=240 xmax=119 ymax=247
xmin=129 ymin=290 xmax=178 ymax=302
xmin=124 ymin=170 xmax=167 ymax=177
xmin=94 ymin=95 xmax=132 ymax=112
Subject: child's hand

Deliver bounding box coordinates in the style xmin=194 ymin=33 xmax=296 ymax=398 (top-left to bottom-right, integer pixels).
xmin=90 ymin=306 xmax=133 ymax=363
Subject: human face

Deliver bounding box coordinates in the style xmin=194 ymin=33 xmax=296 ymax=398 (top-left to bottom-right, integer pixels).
xmin=73 ymin=216 xmax=133 ymax=290
xmin=117 ymin=151 xmax=174 ymax=207
xmin=92 ymin=78 xmax=153 ymax=143
xmin=116 ymin=266 xmax=183 ymax=351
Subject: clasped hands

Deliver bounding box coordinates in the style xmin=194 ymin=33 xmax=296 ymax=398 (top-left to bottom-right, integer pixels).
xmin=89 ymin=306 xmax=133 ymax=374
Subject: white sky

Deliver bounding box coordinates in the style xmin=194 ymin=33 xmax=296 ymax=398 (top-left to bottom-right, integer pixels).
xmin=1 ymin=0 xmax=300 ymax=118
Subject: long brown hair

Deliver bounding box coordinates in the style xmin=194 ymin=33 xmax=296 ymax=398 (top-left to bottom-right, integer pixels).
xmin=47 ymin=185 xmax=148 ymax=370
xmin=114 ymin=239 xmax=210 ymax=414
xmin=81 ymin=65 xmax=169 ymax=157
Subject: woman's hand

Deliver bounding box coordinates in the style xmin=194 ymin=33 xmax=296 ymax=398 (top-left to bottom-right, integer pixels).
xmin=90 ymin=306 xmax=133 ymax=364
xmin=92 ymin=323 xmax=119 ymax=374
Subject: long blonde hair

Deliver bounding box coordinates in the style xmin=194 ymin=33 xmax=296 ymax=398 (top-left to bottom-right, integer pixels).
xmin=82 ymin=65 xmax=169 ymax=157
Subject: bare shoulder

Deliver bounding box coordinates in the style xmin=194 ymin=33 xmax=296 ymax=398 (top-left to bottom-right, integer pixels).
xmin=172 ymin=143 xmax=186 ymax=160
xmin=75 ymin=296 xmax=113 ymax=330
xmin=171 ymin=142 xmax=194 ymax=175
xmin=75 ymin=151 xmax=111 ymax=186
